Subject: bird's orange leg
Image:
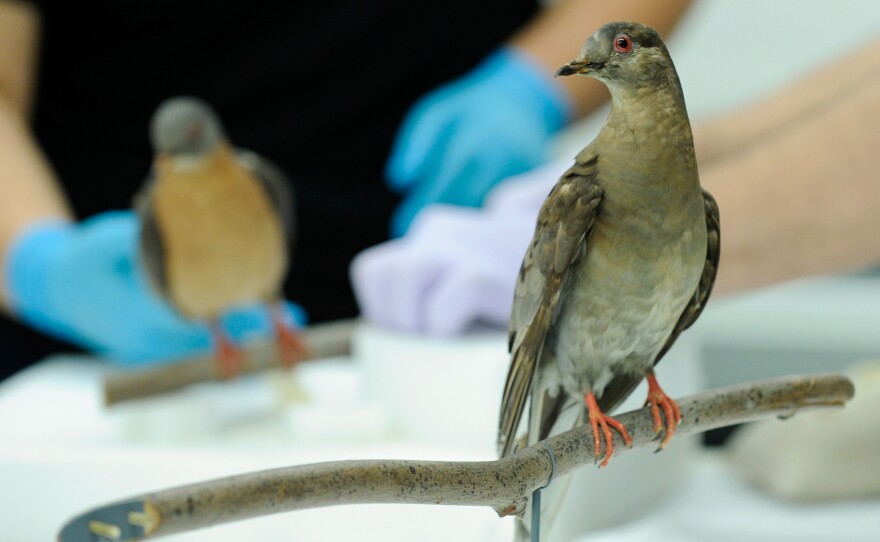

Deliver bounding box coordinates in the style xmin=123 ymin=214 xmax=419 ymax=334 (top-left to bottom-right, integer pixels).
xmin=211 ymin=322 xmax=244 ymax=380
xmin=270 ymin=304 xmax=309 ymax=369
xmin=645 ymin=369 xmax=682 ymax=449
xmin=585 ymin=392 xmax=633 ymax=467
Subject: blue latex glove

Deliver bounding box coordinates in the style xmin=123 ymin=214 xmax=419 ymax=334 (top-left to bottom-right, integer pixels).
xmin=3 ymin=211 xmax=306 ymax=365
xmin=386 ymin=47 xmax=572 ymax=236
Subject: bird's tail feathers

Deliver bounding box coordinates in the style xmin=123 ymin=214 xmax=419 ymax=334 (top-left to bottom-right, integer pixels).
xmin=516 ymin=402 xmax=583 ymax=539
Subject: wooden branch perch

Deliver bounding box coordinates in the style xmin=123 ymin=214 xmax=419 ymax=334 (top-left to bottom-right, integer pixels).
xmin=102 ymin=319 xmax=357 ymax=406
xmin=60 ymin=373 xmax=853 ymax=542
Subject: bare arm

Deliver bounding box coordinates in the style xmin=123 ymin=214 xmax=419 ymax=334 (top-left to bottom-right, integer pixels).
xmin=0 ymin=0 xmax=73 ymax=307
xmin=509 ymin=0 xmax=692 ymax=117
xmin=699 ymin=52 xmax=880 ymax=296
xmin=693 ymin=39 xmax=880 ymax=166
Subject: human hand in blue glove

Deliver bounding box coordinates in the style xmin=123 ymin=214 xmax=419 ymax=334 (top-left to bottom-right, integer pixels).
xmin=3 ymin=211 xmax=306 ymax=365
xmin=386 ymin=47 xmax=571 ymax=237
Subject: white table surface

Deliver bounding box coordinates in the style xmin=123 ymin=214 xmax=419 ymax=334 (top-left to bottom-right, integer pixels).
xmin=2 ymin=328 xmax=878 ymax=542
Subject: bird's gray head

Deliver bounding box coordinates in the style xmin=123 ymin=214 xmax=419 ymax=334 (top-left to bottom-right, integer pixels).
xmin=149 ymin=97 xmax=225 ymax=157
xmin=555 ymin=22 xmax=675 ymax=89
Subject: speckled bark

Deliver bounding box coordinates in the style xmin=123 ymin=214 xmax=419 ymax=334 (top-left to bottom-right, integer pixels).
xmin=102 ymin=319 xmax=356 ymax=406
xmin=62 ymin=373 xmax=854 ymax=542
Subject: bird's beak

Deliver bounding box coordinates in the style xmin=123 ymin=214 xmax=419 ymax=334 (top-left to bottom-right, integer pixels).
xmin=555 ymin=58 xmax=592 ymax=77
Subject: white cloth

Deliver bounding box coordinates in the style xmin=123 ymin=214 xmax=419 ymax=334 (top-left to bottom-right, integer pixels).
xmin=351 ymin=161 xmax=566 ymax=335
xmin=571 ymin=452 xmax=880 ymax=542
xmin=727 ymin=361 xmax=880 ymax=501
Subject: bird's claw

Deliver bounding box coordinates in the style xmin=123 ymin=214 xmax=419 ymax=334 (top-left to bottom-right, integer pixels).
xmin=585 ymin=392 xmax=632 ymax=468
xmin=645 ymin=371 xmax=682 ymax=450
xmin=214 ymin=333 xmax=245 ymax=380
xmin=270 ymin=306 xmax=309 ymax=369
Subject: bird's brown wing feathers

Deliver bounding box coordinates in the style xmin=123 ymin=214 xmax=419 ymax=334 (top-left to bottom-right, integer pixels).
xmin=133 ymin=172 xmax=170 ymax=300
xmin=596 ymin=188 xmax=721 ymax=414
xmin=498 ymin=156 xmax=603 ymax=457
xmin=236 ymin=150 xmax=296 ymax=252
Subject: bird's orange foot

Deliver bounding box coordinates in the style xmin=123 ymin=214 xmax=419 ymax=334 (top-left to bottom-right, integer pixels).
xmin=212 ymin=324 xmax=245 ymax=380
xmin=271 ymin=306 xmax=309 ymax=369
xmin=645 ymin=370 xmax=682 ymax=449
xmin=585 ymin=392 xmax=632 ymax=467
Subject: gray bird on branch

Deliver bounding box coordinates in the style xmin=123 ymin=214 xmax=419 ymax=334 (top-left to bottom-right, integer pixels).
xmin=498 ymin=20 xmax=720 ymax=536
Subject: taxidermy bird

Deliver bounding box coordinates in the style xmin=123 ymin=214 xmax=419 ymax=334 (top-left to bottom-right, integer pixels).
xmin=136 ymin=97 xmax=306 ymax=377
xmin=497 ymin=20 xmax=720 ymax=537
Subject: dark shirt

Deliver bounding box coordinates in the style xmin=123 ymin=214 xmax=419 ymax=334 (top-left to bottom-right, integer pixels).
xmin=1 ymin=0 xmax=539 ymax=378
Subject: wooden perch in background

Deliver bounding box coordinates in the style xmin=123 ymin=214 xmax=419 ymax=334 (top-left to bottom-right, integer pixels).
xmin=61 ymin=373 xmax=854 ymax=542
xmin=103 ymin=319 xmax=357 ymax=406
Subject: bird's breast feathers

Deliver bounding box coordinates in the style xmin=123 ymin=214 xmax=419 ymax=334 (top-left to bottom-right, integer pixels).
xmin=551 ymin=222 xmax=705 ymax=395
xmin=152 ymin=150 xmax=288 ymax=318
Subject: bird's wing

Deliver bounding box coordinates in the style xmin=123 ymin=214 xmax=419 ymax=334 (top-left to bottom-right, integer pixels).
xmin=654 ymin=189 xmax=720 ymax=360
xmin=133 ymin=171 xmax=170 ymax=299
xmin=498 ymin=155 xmax=603 ymax=457
xmin=236 ymin=149 xmax=297 ymax=250
xmin=596 ymin=188 xmax=720 ymax=414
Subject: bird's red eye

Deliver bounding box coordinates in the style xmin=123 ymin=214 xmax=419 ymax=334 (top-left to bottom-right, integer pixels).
xmin=613 ymin=34 xmax=633 ymax=53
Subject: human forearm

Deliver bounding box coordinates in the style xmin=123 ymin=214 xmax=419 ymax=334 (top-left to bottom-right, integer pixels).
xmin=693 ymin=38 xmax=880 ymax=166
xmin=0 ymin=97 xmax=73 ymax=307
xmin=509 ymin=0 xmax=692 ymax=117
xmin=703 ymin=70 xmax=880 ymax=296
xmin=0 ymin=1 xmax=73 ymax=308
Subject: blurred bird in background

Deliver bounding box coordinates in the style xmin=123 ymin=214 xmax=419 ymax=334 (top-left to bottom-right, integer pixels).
xmin=136 ymin=97 xmax=306 ymax=378
xmin=497 ymin=21 xmax=719 ymax=538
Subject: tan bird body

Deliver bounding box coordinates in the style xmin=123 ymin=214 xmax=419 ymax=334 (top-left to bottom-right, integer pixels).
xmin=498 ymin=22 xmax=719 ymax=536
xmin=150 ymin=145 xmax=287 ymax=319
xmin=137 ymin=97 xmax=304 ymax=376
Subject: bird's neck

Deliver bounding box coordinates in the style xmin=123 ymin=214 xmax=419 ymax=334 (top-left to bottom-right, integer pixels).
xmin=589 ymin=81 xmax=703 ymax=245
xmin=600 ymin=83 xmax=698 ymax=193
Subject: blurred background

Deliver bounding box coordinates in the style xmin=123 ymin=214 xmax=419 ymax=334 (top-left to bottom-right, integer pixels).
xmin=2 ymin=1 xmax=879 ymax=541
